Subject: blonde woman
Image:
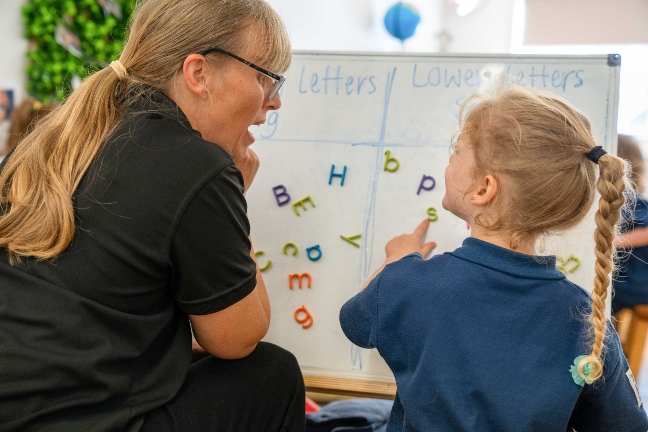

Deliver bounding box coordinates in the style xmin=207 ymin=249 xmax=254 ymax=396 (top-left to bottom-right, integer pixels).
xmin=340 ymin=86 xmax=648 ymax=431
xmin=0 ymin=1 xmax=304 ymax=431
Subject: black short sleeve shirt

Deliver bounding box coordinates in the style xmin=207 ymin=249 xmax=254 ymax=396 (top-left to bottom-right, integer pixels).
xmin=0 ymin=88 xmax=257 ymax=431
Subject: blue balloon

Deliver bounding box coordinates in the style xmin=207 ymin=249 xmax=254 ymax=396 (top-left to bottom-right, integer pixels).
xmin=384 ymin=2 xmax=421 ymax=42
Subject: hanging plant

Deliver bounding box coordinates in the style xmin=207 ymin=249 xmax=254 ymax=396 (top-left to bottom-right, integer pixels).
xmin=22 ymin=0 xmax=136 ymax=102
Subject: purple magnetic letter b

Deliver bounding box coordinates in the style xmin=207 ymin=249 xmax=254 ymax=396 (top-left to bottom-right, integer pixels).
xmin=273 ymin=185 xmax=291 ymax=206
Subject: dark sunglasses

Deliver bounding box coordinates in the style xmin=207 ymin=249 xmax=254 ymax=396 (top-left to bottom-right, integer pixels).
xmin=198 ymin=47 xmax=286 ymax=100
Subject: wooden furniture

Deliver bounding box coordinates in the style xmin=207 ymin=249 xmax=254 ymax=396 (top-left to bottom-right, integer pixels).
xmin=303 ymin=375 xmax=396 ymax=400
xmin=615 ymin=306 xmax=648 ymax=381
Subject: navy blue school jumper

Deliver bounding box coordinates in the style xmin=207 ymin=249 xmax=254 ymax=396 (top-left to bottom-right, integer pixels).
xmin=613 ymin=196 xmax=648 ymax=313
xmin=340 ymin=238 xmax=648 ymax=431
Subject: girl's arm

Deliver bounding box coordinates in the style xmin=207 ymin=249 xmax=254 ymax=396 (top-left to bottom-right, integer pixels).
xmin=614 ymin=226 xmax=648 ymax=249
xmin=362 ymin=219 xmax=436 ymax=289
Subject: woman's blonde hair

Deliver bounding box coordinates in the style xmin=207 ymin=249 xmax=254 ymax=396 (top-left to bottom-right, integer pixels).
xmin=459 ymin=85 xmax=628 ymax=384
xmin=0 ymin=0 xmax=291 ymax=263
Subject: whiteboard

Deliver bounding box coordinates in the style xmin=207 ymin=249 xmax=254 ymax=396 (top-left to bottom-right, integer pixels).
xmin=248 ymin=52 xmax=621 ymax=383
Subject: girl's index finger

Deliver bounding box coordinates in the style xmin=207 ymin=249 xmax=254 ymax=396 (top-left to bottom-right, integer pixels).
xmin=413 ymin=218 xmax=430 ymax=238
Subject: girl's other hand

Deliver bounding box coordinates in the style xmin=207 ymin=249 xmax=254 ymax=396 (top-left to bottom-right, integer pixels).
xmin=385 ymin=219 xmax=437 ymax=263
xmin=234 ymin=148 xmax=260 ymax=193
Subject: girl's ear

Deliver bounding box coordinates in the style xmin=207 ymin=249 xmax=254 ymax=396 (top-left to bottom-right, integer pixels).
xmin=471 ymin=174 xmax=498 ymax=205
xmin=181 ymin=54 xmax=209 ymax=99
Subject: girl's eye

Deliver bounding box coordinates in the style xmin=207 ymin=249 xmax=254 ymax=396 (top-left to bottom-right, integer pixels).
xmin=258 ymin=74 xmax=267 ymax=85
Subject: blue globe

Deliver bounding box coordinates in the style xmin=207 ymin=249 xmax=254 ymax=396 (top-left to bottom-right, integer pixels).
xmin=384 ymin=2 xmax=421 ymax=42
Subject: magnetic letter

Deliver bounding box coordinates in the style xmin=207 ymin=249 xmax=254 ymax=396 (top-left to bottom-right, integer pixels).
xmin=306 ymin=245 xmax=322 ymax=262
xmin=329 ymin=165 xmax=347 ymax=186
xmin=340 ymin=234 xmax=362 ymax=248
xmin=427 ymin=207 xmax=438 ymax=222
xmin=272 ymin=185 xmax=291 ymax=207
xmin=557 ymin=255 xmax=581 ymax=275
xmin=254 ymin=250 xmax=272 ymax=272
xmin=294 ymin=305 xmax=314 ymax=329
xmin=383 ymin=150 xmax=400 ymax=172
xmin=292 ymin=196 xmax=315 ymax=216
xmin=289 ymin=273 xmax=312 ymax=289
xmin=283 ymin=242 xmax=298 ymax=256
xmin=417 ymin=175 xmax=436 ymax=195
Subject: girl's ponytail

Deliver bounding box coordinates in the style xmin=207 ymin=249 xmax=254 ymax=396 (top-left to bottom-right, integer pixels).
xmin=577 ymin=152 xmax=627 ymax=383
xmin=0 ymin=65 xmax=124 ymax=263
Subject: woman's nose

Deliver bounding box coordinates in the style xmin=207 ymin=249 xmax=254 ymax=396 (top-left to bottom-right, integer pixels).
xmin=265 ymin=91 xmax=282 ymax=110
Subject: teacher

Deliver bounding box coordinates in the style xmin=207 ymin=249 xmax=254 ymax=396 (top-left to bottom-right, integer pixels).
xmin=0 ymin=0 xmax=305 ymax=431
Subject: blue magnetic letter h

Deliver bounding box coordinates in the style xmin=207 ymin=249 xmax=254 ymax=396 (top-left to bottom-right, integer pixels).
xmin=329 ymin=165 xmax=347 ymax=186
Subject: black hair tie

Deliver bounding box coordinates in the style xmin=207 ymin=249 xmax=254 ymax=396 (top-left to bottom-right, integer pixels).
xmin=586 ymin=146 xmax=607 ymax=164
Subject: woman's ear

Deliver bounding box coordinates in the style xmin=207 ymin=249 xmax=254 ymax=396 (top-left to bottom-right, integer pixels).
xmin=471 ymin=174 xmax=497 ymax=205
xmin=181 ymin=54 xmax=209 ymax=99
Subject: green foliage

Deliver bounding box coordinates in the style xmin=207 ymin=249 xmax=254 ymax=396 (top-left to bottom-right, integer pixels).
xmin=22 ymin=0 xmax=136 ymax=102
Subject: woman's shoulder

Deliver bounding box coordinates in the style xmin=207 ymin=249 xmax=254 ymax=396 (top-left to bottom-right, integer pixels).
xmin=81 ymin=109 xmax=238 ymax=220
xmin=113 ymin=86 xmax=233 ymax=172
xmin=103 ymin=110 xmax=234 ymax=187
xmin=120 ymin=111 xmax=229 ymax=158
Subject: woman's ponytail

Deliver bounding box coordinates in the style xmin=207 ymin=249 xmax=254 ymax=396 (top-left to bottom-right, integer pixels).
xmin=0 ymin=65 xmax=124 ymax=263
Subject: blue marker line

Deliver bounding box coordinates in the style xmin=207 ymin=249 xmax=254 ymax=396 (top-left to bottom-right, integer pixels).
xmin=364 ymin=68 xmax=398 ymax=278
xmin=351 ymin=69 xmax=397 ymax=368
xmin=258 ymin=137 xmax=450 ymax=148
xmin=379 ymin=67 xmax=398 ymax=143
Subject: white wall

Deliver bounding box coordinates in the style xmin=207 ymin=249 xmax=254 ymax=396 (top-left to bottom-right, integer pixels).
xmin=266 ymin=0 xmax=516 ymax=54
xmin=525 ymin=0 xmax=648 ymax=45
xmin=267 ymin=0 xmax=443 ymax=53
xmin=266 ymin=0 xmax=376 ymax=51
xmin=0 ymin=0 xmax=28 ymax=104
xmin=441 ymin=0 xmax=516 ymax=53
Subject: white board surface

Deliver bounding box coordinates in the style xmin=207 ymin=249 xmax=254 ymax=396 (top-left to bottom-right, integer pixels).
xmin=247 ymin=52 xmax=621 ymax=383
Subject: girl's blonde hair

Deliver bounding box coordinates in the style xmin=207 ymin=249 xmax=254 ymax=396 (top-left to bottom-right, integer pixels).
xmin=459 ymin=85 xmax=628 ymax=384
xmin=0 ymin=0 xmax=291 ymax=263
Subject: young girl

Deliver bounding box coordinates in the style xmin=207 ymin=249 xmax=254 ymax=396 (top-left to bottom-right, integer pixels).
xmin=340 ymin=85 xmax=648 ymax=431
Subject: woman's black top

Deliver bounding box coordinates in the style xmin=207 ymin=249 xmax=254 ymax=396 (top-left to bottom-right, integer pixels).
xmin=0 ymin=89 xmax=257 ymax=431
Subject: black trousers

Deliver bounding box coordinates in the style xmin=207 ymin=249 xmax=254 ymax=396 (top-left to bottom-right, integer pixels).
xmin=141 ymin=342 xmax=306 ymax=432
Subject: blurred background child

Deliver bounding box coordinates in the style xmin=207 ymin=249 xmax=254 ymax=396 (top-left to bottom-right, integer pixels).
xmin=613 ymin=134 xmax=648 ymax=317
xmin=3 ymin=96 xmax=54 ymax=157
